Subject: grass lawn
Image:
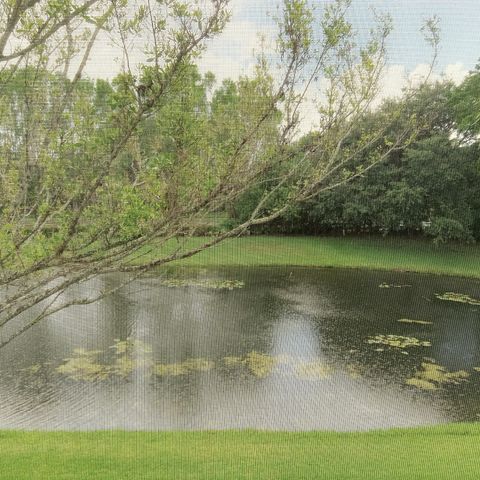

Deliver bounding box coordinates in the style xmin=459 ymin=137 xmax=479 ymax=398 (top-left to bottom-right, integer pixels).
xmin=133 ymin=236 xmax=480 ymax=278
xmin=2 ymin=424 xmax=480 ymax=479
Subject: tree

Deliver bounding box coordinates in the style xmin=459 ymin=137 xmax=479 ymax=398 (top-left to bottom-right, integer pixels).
xmin=0 ymin=0 xmax=439 ymax=347
xmin=449 ymin=63 xmax=480 ymax=139
xmin=229 ymin=82 xmax=456 ymax=236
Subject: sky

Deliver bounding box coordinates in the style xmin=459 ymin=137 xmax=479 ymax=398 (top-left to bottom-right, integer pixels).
xmin=85 ymin=0 xmax=480 ymax=78
xmin=82 ymin=0 xmax=480 ymax=130
xmin=197 ymin=0 xmax=480 ymax=84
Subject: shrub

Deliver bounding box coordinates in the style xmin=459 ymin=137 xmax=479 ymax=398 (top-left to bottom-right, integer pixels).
xmin=425 ymin=217 xmax=474 ymax=244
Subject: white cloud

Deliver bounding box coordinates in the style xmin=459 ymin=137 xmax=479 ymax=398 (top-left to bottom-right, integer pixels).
xmin=198 ymin=19 xmax=277 ymax=83
xmin=374 ymin=62 xmax=468 ymax=105
xmin=198 ymin=51 xmax=255 ymax=82
xmin=443 ymin=62 xmax=469 ymax=85
xmin=294 ymin=62 xmax=469 ymax=134
xmin=377 ymin=64 xmax=408 ymax=102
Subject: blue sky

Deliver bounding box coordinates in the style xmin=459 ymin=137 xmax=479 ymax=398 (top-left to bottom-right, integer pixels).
xmin=86 ymin=0 xmax=480 ymax=82
xmin=351 ymin=0 xmax=479 ymax=71
xmin=230 ymin=0 xmax=480 ymax=71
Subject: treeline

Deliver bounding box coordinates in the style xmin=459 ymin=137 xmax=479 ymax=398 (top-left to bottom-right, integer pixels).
xmin=226 ymin=66 xmax=480 ymax=243
xmin=2 ymin=63 xmax=479 ymax=245
xmin=0 ymin=63 xmax=278 ymax=240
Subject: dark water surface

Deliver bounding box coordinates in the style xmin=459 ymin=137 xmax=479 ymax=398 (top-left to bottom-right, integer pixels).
xmin=1 ymin=267 xmax=480 ymax=431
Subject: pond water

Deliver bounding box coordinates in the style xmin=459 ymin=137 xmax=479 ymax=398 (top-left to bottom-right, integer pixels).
xmin=1 ymin=267 xmax=480 ymax=431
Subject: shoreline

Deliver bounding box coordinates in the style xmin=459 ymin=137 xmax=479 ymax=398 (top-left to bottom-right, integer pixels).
xmin=132 ymin=236 xmax=480 ymax=279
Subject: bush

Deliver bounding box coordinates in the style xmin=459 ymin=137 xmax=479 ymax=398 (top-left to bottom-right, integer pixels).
xmin=425 ymin=217 xmax=475 ymax=244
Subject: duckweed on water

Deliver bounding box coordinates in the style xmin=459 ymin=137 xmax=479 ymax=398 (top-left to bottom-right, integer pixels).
xmin=55 ymin=346 xmax=351 ymax=381
xmin=56 ymin=349 xmax=109 ymax=382
xmin=367 ymin=335 xmax=431 ymax=349
xmin=223 ymin=352 xmax=296 ymax=378
xmin=379 ymin=283 xmax=412 ymax=289
xmin=110 ymin=338 xmax=152 ymax=355
xmin=397 ymin=319 xmax=433 ymax=325
xmin=244 ymin=352 xmax=278 ymax=378
xmin=57 ymin=339 xmax=153 ymax=381
xmin=406 ymin=362 xmax=469 ymax=391
xmin=160 ymin=279 xmax=244 ymax=290
xmin=434 ymin=292 xmax=480 ymax=306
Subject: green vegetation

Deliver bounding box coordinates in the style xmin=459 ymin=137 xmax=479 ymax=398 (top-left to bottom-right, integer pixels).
xmin=435 ymin=292 xmax=480 ymax=305
xmin=366 ymin=334 xmax=431 ymax=349
xmin=159 ymin=278 xmax=245 ymax=290
xmin=229 ymin=79 xmax=480 ymax=243
xmin=406 ymin=362 xmax=469 ymax=391
xmin=2 ymin=424 xmax=480 ymax=479
xmin=135 ymin=236 xmax=480 ymax=278
xmin=397 ymin=319 xmax=433 ymax=325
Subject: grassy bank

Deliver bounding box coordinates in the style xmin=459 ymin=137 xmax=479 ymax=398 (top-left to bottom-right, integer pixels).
xmin=134 ymin=236 xmax=480 ymax=278
xmin=2 ymin=424 xmax=480 ymax=479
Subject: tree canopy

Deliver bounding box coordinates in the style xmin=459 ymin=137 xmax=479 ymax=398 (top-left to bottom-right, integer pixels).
xmin=230 ymin=78 xmax=480 ymax=242
xmin=0 ymin=0 xmax=443 ymax=346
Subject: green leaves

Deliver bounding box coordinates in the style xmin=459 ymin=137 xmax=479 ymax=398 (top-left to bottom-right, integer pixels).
xmin=322 ymin=0 xmax=352 ymax=48
xmin=449 ymin=64 xmax=480 ymax=136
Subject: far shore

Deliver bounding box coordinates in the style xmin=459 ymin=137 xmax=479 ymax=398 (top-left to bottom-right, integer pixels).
xmin=130 ymin=235 xmax=480 ymax=279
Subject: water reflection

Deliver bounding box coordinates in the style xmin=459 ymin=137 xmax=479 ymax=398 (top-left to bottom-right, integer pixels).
xmin=0 ymin=267 xmax=479 ymax=430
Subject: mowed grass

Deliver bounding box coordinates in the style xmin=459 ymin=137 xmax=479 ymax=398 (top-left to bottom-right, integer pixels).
xmin=2 ymin=424 xmax=480 ymax=479
xmin=134 ymin=236 xmax=480 ymax=278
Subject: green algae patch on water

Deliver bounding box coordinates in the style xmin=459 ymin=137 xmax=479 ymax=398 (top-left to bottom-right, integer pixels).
xmin=244 ymin=351 xmax=278 ymax=378
xmin=111 ymin=355 xmax=136 ymax=378
xmin=153 ymin=358 xmax=215 ymax=377
xmin=57 ymin=339 xmax=155 ymax=381
xmin=56 ymin=349 xmax=109 ymax=382
xmin=160 ymin=279 xmax=244 ymax=290
xmin=397 ymin=319 xmax=433 ymax=325
xmin=405 ymin=377 xmax=439 ymax=391
xmin=434 ymin=292 xmax=480 ymax=306
xmin=379 ymin=283 xmax=412 ymax=289
xmin=367 ymin=335 xmax=431 ymax=349
xmin=275 ymin=354 xmax=294 ymax=365
xmin=109 ymin=338 xmax=152 ymax=355
xmin=295 ymin=361 xmax=333 ymax=380
xmin=223 ymin=356 xmax=244 ymax=367
xmin=109 ymin=338 xmax=153 ymax=377
xmin=20 ymin=364 xmax=41 ymax=375
xmin=406 ymin=362 xmax=469 ymax=391
xmin=222 ymin=352 xmax=278 ymax=378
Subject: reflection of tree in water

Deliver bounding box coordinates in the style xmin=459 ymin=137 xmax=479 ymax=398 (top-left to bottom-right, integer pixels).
xmin=1 ymin=267 xmax=480 ymax=428
xmin=131 ymin=267 xmax=290 ymax=364
xmin=98 ymin=273 xmax=135 ymax=343
xmin=290 ymin=268 xmax=480 ymax=422
xmin=0 ymin=273 xmax=137 ymax=420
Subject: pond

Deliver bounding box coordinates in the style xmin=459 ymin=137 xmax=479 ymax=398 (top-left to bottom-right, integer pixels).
xmin=0 ymin=267 xmax=479 ymax=431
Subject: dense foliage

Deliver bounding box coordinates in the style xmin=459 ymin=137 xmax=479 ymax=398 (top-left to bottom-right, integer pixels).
xmin=229 ymin=76 xmax=480 ymax=243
